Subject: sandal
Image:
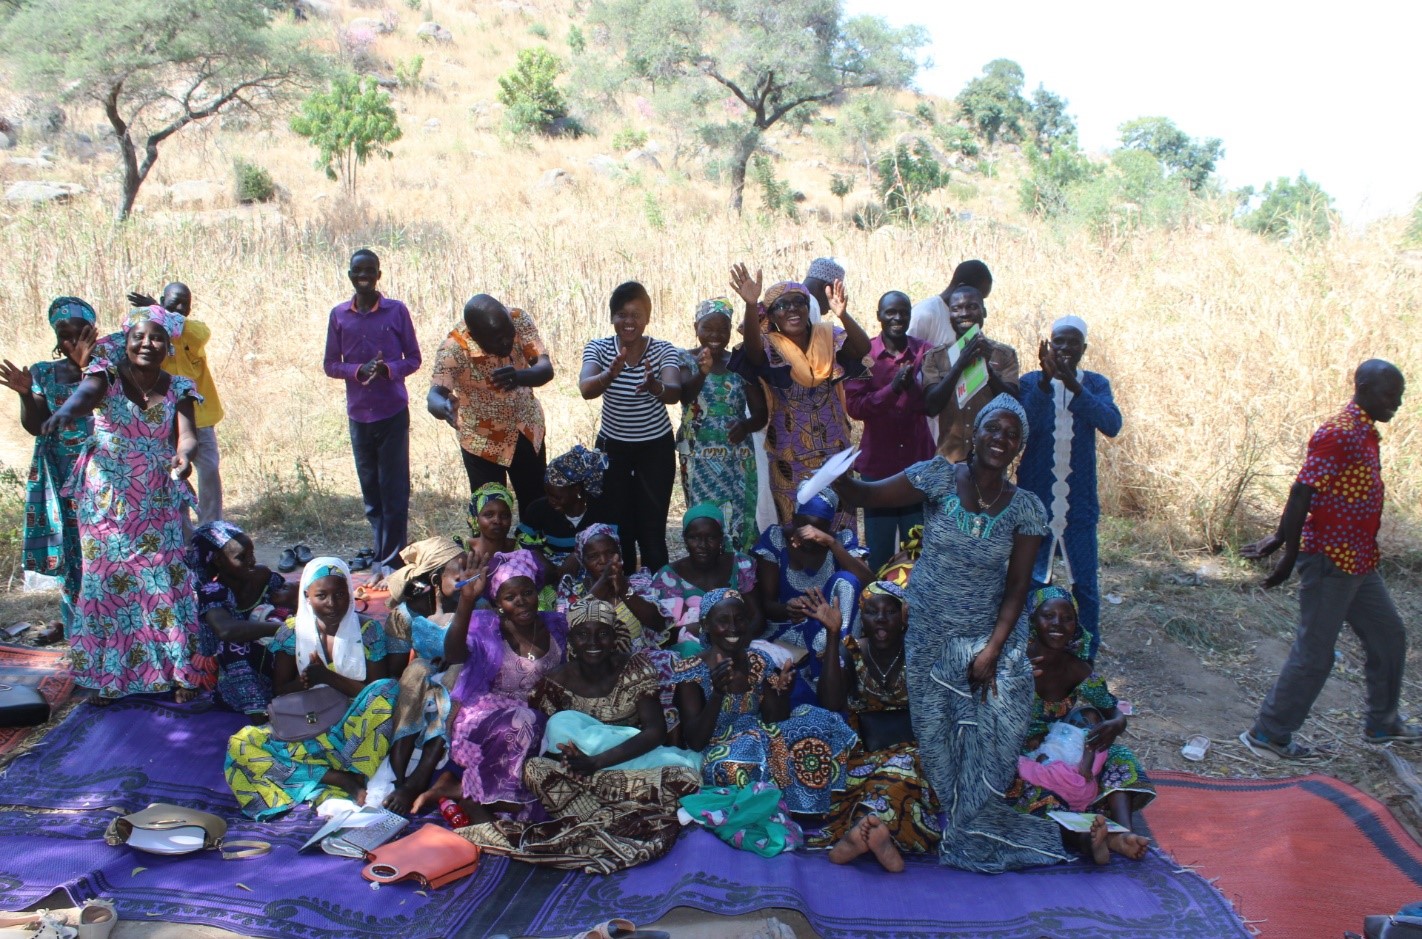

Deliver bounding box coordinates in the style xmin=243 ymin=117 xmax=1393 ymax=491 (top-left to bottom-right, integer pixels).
xmin=277 ymin=549 xmax=298 ymax=574
xmin=77 ymin=900 xmax=116 ymax=939
xmin=292 ymin=544 xmax=314 ymax=565
xmin=349 ymin=556 xmax=372 ymax=573
xmin=568 ymin=919 xmax=670 ymax=939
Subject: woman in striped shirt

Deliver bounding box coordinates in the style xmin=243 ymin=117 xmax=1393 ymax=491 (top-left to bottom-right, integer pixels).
xmin=579 ymin=282 xmax=683 ymax=572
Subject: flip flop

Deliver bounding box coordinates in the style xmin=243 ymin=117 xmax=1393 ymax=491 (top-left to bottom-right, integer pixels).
xmin=293 ymin=544 xmax=314 ymax=565
xmin=277 ymin=549 xmax=298 ymax=573
xmin=349 ymin=556 xmax=372 ymax=572
xmin=567 ymin=919 xmax=670 ymax=939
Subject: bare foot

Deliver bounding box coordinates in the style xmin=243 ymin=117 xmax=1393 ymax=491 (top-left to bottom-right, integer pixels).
xmin=174 ymin=687 xmax=200 ymax=704
xmin=863 ymin=815 xmax=905 ymax=873
xmin=1088 ymin=814 xmax=1110 ymax=865
xmin=384 ymin=781 xmax=421 ymax=816
xmin=1106 ymin=831 xmax=1150 ymax=861
xmin=410 ymin=770 xmax=463 ymax=816
xmin=828 ymin=815 xmax=873 ymax=865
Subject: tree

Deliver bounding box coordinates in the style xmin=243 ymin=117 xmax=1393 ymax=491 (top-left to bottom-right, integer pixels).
xmin=875 ymin=140 xmax=947 ymax=224
xmin=1241 ymin=174 xmax=1333 ymax=241
xmin=1027 ymin=84 xmax=1075 ymax=153
xmin=497 ymin=47 xmax=570 ymax=135
xmin=0 ymin=0 xmax=320 ymax=221
xmin=955 ymin=58 xmax=1027 ymax=146
xmin=290 ymin=75 xmax=401 ymax=196
xmin=1118 ymin=116 xmax=1223 ymax=193
xmin=585 ymin=0 xmax=927 ymax=210
xmin=1018 ymin=140 xmax=1096 ymax=217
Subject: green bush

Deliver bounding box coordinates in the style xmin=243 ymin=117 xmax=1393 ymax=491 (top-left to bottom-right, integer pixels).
xmin=612 ymin=127 xmax=648 ymax=152
xmin=933 ymin=124 xmax=980 ymax=159
xmin=642 ymin=191 xmax=665 ymax=230
xmin=875 ymin=141 xmax=948 ymax=223
xmin=497 ymin=47 xmax=569 ymax=135
xmin=749 ymin=155 xmax=800 ymax=221
xmin=528 ymin=22 xmax=550 ymax=39
xmin=394 ymin=54 xmax=424 ymax=89
xmin=567 ymin=24 xmax=586 ymax=55
xmin=1240 ymin=174 xmax=1333 ymax=241
xmin=233 ymin=159 xmax=276 ymax=203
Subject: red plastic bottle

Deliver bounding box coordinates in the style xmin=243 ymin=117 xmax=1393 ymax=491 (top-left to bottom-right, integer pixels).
xmin=439 ymin=798 xmax=470 ymax=828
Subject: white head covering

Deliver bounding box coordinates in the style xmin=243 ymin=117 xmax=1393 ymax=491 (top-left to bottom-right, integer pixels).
xmin=805 ymin=257 xmax=845 ymax=284
xmin=1051 ymin=315 xmax=1088 ymax=340
xmin=294 ymin=556 xmax=367 ymax=682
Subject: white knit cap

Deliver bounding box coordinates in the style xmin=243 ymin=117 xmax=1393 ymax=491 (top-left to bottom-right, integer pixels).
xmin=1051 ymin=315 xmax=1088 ymax=340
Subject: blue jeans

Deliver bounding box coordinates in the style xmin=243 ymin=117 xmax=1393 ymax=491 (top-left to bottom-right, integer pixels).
xmin=863 ymin=474 xmax=924 ymax=575
xmin=349 ymin=408 xmax=410 ymax=569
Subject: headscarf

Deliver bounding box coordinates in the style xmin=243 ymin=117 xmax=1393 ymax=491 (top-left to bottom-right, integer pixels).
xmin=973 ymin=392 xmax=1031 ymax=448
xmin=467 ymin=482 xmax=516 ymax=541
xmin=860 ymin=580 xmax=907 ymax=606
xmin=294 ymin=556 xmax=366 ymax=682
xmin=699 ymin=587 xmax=742 ymax=620
xmin=186 ymin=520 xmax=247 ymax=579
xmin=123 ymin=304 xmax=185 ymax=339
xmin=762 ymin=282 xmax=835 ymax=386
xmin=567 ymin=597 xmax=618 ymax=629
xmin=385 ymin=536 xmax=463 ymax=604
xmin=1028 ymin=584 xmax=1077 ymax=619
xmin=545 ymin=444 xmax=608 ymax=499
xmin=486 ymin=548 xmax=544 ymax=599
xmin=682 ymin=502 xmax=725 ymax=532
xmin=47 ymin=297 xmax=96 ymax=331
xmin=805 ymin=257 xmax=845 ymax=284
xmin=1051 ymin=315 xmax=1088 ymax=340
xmin=795 ymin=487 xmax=838 ymax=523
xmin=576 ymin=523 xmax=620 ymax=560
xmin=695 ymin=297 xmax=734 ymax=324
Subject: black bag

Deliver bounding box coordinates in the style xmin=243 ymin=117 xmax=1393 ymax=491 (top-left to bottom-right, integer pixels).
xmin=0 ymin=682 xmax=49 ymax=728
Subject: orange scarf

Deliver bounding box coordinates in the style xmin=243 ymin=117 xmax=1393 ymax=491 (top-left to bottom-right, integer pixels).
xmin=766 ymin=323 xmax=836 ymax=387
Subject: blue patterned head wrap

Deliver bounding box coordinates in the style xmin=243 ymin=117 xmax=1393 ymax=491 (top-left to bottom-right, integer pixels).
xmin=973 ymin=392 xmax=1030 ymax=448
xmin=861 ymin=580 xmax=907 ymax=606
xmin=545 ymin=444 xmax=609 ymax=499
xmin=795 ymin=487 xmax=838 ymax=522
xmin=48 ymin=297 xmax=96 ymax=331
xmin=699 ymin=588 xmax=743 ymax=621
xmin=1028 ymin=584 xmax=1076 ymax=619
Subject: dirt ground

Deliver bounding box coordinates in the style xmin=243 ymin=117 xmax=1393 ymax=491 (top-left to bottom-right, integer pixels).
xmin=4 ymin=510 xmax=1422 ymax=937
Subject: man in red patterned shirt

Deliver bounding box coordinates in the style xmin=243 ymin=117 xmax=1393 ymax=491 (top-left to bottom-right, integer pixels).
xmin=1240 ymin=360 xmax=1414 ymax=761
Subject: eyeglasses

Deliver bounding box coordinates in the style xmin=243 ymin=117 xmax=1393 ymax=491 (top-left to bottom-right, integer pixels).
xmin=770 ymin=296 xmax=809 ymax=313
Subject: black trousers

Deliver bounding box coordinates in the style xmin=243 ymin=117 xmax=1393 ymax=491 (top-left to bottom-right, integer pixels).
xmin=349 ymin=407 xmax=410 ymax=569
xmin=594 ymin=431 xmax=674 ymax=572
xmin=461 ymin=433 xmax=547 ymax=517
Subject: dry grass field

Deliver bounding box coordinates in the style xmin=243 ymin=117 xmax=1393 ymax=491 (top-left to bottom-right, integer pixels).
xmin=3 ymin=0 xmax=1422 ymax=843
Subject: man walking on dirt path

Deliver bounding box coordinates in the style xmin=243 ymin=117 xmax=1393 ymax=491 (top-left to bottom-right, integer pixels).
xmin=1241 ymin=359 xmax=1419 ymax=762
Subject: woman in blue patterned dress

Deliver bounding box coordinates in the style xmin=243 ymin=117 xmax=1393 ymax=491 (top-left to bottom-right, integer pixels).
xmin=835 ymin=393 xmax=1068 ymax=872
xmin=673 ymin=588 xmax=857 ymax=814
xmin=0 ymin=297 xmax=100 ymax=640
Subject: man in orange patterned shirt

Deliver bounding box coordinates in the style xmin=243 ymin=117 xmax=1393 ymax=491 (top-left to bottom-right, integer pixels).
xmin=1240 ymin=359 xmax=1416 ymax=761
xmin=428 ymin=295 xmax=554 ymax=514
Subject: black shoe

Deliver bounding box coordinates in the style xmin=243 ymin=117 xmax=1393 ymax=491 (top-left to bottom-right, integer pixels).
xmin=277 ymin=549 xmax=298 ymax=573
xmin=349 ymin=556 xmax=372 ymax=572
xmin=292 ymin=544 xmax=314 ymax=565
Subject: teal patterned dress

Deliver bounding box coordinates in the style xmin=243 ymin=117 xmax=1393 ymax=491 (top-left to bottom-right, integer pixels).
xmin=677 ymin=351 xmax=759 ymax=553
xmin=1006 ymin=674 xmax=1156 ymax=816
xmin=22 ymin=360 xmax=92 ymax=633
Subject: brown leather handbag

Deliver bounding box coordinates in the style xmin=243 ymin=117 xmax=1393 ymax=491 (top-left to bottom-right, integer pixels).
xmin=361 ymin=824 xmax=481 ymax=889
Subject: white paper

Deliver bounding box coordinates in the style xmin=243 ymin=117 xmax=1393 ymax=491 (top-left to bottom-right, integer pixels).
xmin=795 ymin=446 xmax=859 ymax=508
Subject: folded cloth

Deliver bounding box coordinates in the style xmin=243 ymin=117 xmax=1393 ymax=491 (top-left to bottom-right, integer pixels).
xmin=678 ymin=783 xmax=803 ymax=858
xmin=541 ymin=711 xmax=701 ymax=773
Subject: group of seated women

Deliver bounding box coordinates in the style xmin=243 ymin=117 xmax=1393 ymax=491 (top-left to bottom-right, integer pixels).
xmin=212 ymin=434 xmax=1153 ymax=876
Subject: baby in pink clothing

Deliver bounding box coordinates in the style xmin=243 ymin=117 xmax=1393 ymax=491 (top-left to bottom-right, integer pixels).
xmin=1017 ymin=706 xmax=1109 ymax=811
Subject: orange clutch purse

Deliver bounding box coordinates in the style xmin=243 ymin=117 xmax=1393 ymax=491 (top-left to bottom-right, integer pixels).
xmin=361 ymin=823 xmax=481 ymax=889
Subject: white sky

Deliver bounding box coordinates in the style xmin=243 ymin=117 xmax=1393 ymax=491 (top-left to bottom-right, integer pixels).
xmin=848 ymin=0 xmax=1422 ymax=225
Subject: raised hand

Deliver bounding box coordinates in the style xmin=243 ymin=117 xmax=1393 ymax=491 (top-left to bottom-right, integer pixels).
xmin=827 ymin=279 xmax=848 ymax=318
xmin=799 ymin=586 xmax=842 ymax=632
xmin=0 ymin=360 xmax=32 ymax=396
xmin=127 ymin=291 xmax=158 ymax=308
xmin=730 ymin=263 xmax=763 ymax=306
xmin=65 ymin=323 xmax=98 ymax=369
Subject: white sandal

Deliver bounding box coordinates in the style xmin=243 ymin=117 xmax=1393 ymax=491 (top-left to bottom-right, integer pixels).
xmin=77 ymin=901 xmax=116 ymax=939
xmin=30 ymin=913 xmax=76 ymax=939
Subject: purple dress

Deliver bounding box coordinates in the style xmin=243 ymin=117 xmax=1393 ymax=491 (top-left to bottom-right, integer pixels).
xmin=449 ymin=610 xmax=567 ymax=815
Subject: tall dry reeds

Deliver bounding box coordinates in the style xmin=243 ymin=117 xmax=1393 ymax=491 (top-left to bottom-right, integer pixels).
xmin=0 ymin=196 xmax=1418 ymax=558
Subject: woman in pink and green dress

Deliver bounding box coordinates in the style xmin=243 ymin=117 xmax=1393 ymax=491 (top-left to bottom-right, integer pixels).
xmin=42 ymin=305 xmax=208 ymax=702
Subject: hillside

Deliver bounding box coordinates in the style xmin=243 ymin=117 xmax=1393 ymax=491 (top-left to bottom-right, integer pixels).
xmin=2 ymin=0 xmax=1422 ymax=853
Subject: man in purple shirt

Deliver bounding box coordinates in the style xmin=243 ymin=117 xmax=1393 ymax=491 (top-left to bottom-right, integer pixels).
xmin=844 ymin=290 xmax=934 ymax=571
xmin=324 ymin=248 xmax=422 ymax=577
